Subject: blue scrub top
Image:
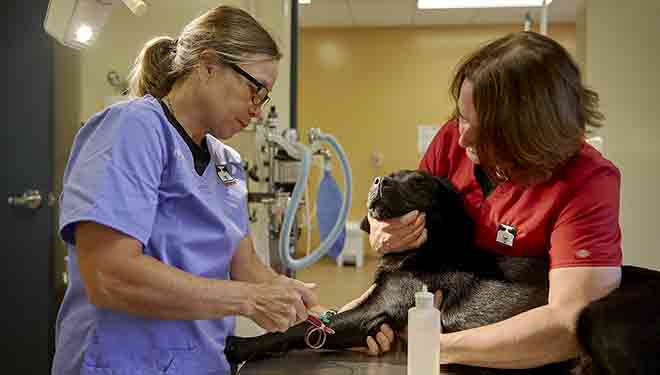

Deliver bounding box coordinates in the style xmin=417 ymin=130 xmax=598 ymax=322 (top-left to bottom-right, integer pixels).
xmin=53 ymin=95 xmax=250 ymax=375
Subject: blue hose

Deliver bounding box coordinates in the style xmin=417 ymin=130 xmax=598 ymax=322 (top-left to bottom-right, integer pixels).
xmin=278 ymin=132 xmax=352 ymax=270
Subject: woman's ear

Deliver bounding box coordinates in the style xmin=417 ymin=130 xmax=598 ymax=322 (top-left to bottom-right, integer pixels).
xmin=198 ymin=49 xmax=218 ymax=82
xmin=194 ymin=62 xmax=212 ymax=85
xmin=360 ymin=216 xmax=370 ymax=233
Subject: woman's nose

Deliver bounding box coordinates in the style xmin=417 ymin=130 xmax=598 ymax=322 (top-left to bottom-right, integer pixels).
xmin=249 ymin=105 xmax=262 ymax=119
xmin=458 ymin=123 xmax=475 ymax=147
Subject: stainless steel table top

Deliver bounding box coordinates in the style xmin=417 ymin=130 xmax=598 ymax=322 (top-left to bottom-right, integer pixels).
xmin=237 ymin=349 xmax=406 ymax=375
xmin=236 ymin=348 xmax=476 ymax=375
xmin=236 ymin=348 xmax=571 ymax=375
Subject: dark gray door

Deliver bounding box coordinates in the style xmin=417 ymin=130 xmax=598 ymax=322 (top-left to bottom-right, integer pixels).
xmin=2 ymin=0 xmax=55 ymax=372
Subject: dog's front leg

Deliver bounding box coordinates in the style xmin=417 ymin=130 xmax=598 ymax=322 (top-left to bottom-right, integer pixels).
xmin=320 ymin=274 xmax=422 ymax=349
xmin=225 ymin=280 xmax=413 ymax=365
xmin=225 ymin=271 xmax=426 ymax=367
xmin=224 ymin=304 xmax=389 ymax=366
xmin=224 ymin=321 xmax=314 ymax=365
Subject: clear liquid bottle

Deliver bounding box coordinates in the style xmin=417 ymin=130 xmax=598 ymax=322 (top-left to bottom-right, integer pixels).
xmin=407 ymin=284 xmax=441 ymax=375
xmin=266 ymin=105 xmax=279 ymax=128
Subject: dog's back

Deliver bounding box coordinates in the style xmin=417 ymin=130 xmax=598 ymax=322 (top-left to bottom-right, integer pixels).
xmin=576 ymin=266 xmax=660 ymax=375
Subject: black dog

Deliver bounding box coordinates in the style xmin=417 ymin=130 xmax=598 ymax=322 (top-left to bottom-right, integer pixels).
xmin=225 ymin=170 xmax=660 ymax=375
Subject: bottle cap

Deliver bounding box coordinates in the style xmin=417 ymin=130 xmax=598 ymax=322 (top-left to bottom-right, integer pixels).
xmin=415 ymin=284 xmax=434 ymax=309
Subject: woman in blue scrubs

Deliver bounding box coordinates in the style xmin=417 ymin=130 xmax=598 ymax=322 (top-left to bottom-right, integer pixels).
xmin=52 ymin=6 xmax=320 ymax=374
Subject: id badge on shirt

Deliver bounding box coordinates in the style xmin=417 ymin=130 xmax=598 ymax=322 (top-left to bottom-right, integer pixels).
xmin=215 ymin=162 xmax=246 ymax=211
xmin=216 ymin=164 xmax=237 ymax=186
xmin=496 ymin=223 xmax=517 ymax=247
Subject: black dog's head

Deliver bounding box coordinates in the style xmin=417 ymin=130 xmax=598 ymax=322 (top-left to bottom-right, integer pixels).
xmin=362 ymin=170 xmax=473 ymax=249
xmin=366 ymin=170 xmax=457 ymax=220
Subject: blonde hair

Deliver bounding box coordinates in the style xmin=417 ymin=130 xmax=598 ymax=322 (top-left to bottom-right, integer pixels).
xmin=129 ymin=5 xmax=281 ymax=98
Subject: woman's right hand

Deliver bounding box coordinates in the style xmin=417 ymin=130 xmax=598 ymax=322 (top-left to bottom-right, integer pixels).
xmin=368 ymin=210 xmax=427 ymax=254
xmin=245 ymin=275 xmax=318 ymax=333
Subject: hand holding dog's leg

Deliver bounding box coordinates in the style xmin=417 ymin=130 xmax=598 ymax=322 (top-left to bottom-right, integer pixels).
xmin=435 ymin=289 xmax=444 ymax=309
xmin=338 ymin=284 xmax=396 ymax=355
xmin=245 ymin=276 xmax=318 ymax=332
xmin=347 ymin=324 xmax=395 ymax=355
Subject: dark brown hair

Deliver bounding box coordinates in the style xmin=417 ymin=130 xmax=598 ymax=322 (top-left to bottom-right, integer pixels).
xmin=450 ymin=31 xmax=604 ymax=184
xmin=129 ymin=5 xmax=282 ymax=98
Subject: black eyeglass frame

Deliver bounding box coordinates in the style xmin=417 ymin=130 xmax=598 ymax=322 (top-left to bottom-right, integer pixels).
xmin=228 ymin=63 xmax=271 ymax=107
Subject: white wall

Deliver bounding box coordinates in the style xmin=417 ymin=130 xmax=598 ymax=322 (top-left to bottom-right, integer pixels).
xmin=582 ymin=0 xmax=660 ymax=269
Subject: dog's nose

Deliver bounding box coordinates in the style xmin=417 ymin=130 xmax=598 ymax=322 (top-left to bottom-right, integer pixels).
xmin=373 ymin=176 xmax=391 ymax=188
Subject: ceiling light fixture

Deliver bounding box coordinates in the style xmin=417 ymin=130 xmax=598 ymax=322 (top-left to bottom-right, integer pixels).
xmin=299 ymin=0 xmax=311 ymax=4
xmin=75 ymin=24 xmax=93 ymax=43
xmin=44 ymin=0 xmax=148 ymax=49
xmin=417 ymin=0 xmax=552 ymax=9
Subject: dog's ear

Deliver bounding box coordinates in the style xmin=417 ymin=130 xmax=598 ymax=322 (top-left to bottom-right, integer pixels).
xmin=360 ymin=216 xmax=371 ymax=233
xmin=432 ymin=175 xmax=459 ymax=195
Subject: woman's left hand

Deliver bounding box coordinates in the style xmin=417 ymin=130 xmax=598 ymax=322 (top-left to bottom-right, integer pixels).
xmin=350 ymin=324 xmax=396 ymax=355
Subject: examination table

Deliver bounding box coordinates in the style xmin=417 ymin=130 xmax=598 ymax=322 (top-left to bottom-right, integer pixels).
xmin=235 ymin=345 xmax=508 ymax=375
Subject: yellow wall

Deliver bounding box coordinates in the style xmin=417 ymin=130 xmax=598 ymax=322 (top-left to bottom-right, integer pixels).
xmin=298 ymin=24 xmax=577 ymax=223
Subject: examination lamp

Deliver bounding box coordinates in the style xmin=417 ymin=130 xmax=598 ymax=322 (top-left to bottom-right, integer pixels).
xmin=44 ymin=0 xmax=148 ymax=49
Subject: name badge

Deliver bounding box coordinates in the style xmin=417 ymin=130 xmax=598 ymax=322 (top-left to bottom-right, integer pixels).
xmin=496 ymin=224 xmax=517 ymax=247
xmin=216 ymin=164 xmax=237 ymax=185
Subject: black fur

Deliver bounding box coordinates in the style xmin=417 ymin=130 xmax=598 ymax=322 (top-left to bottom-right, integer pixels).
xmin=225 ymin=170 xmax=660 ymax=375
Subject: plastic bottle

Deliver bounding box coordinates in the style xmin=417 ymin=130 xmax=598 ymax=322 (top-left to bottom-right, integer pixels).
xmin=407 ymin=284 xmax=441 ymax=375
xmin=266 ymin=106 xmax=279 ymax=128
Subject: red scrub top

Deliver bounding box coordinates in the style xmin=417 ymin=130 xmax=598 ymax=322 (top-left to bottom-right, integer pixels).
xmin=419 ymin=120 xmax=622 ymax=269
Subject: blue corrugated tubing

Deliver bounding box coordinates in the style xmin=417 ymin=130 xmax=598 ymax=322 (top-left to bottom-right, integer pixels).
xmin=278 ymin=133 xmax=352 ymax=270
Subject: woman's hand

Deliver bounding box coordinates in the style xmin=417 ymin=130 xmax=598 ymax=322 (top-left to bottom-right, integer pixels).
xmin=339 ymin=284 xmax=396 ymax=355
xmin=245 ymin=275 xmax=318 ymax=333
xmin=368 ymin=210 xmax=427 ymax=254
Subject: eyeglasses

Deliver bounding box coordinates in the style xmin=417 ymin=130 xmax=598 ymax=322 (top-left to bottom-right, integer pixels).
xmin=228 ymin=63 xmax=271 ymax=107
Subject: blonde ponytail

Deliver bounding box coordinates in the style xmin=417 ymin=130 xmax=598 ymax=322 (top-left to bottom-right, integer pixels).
xmin=128 ymin=36 xmax=178 ymax=98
